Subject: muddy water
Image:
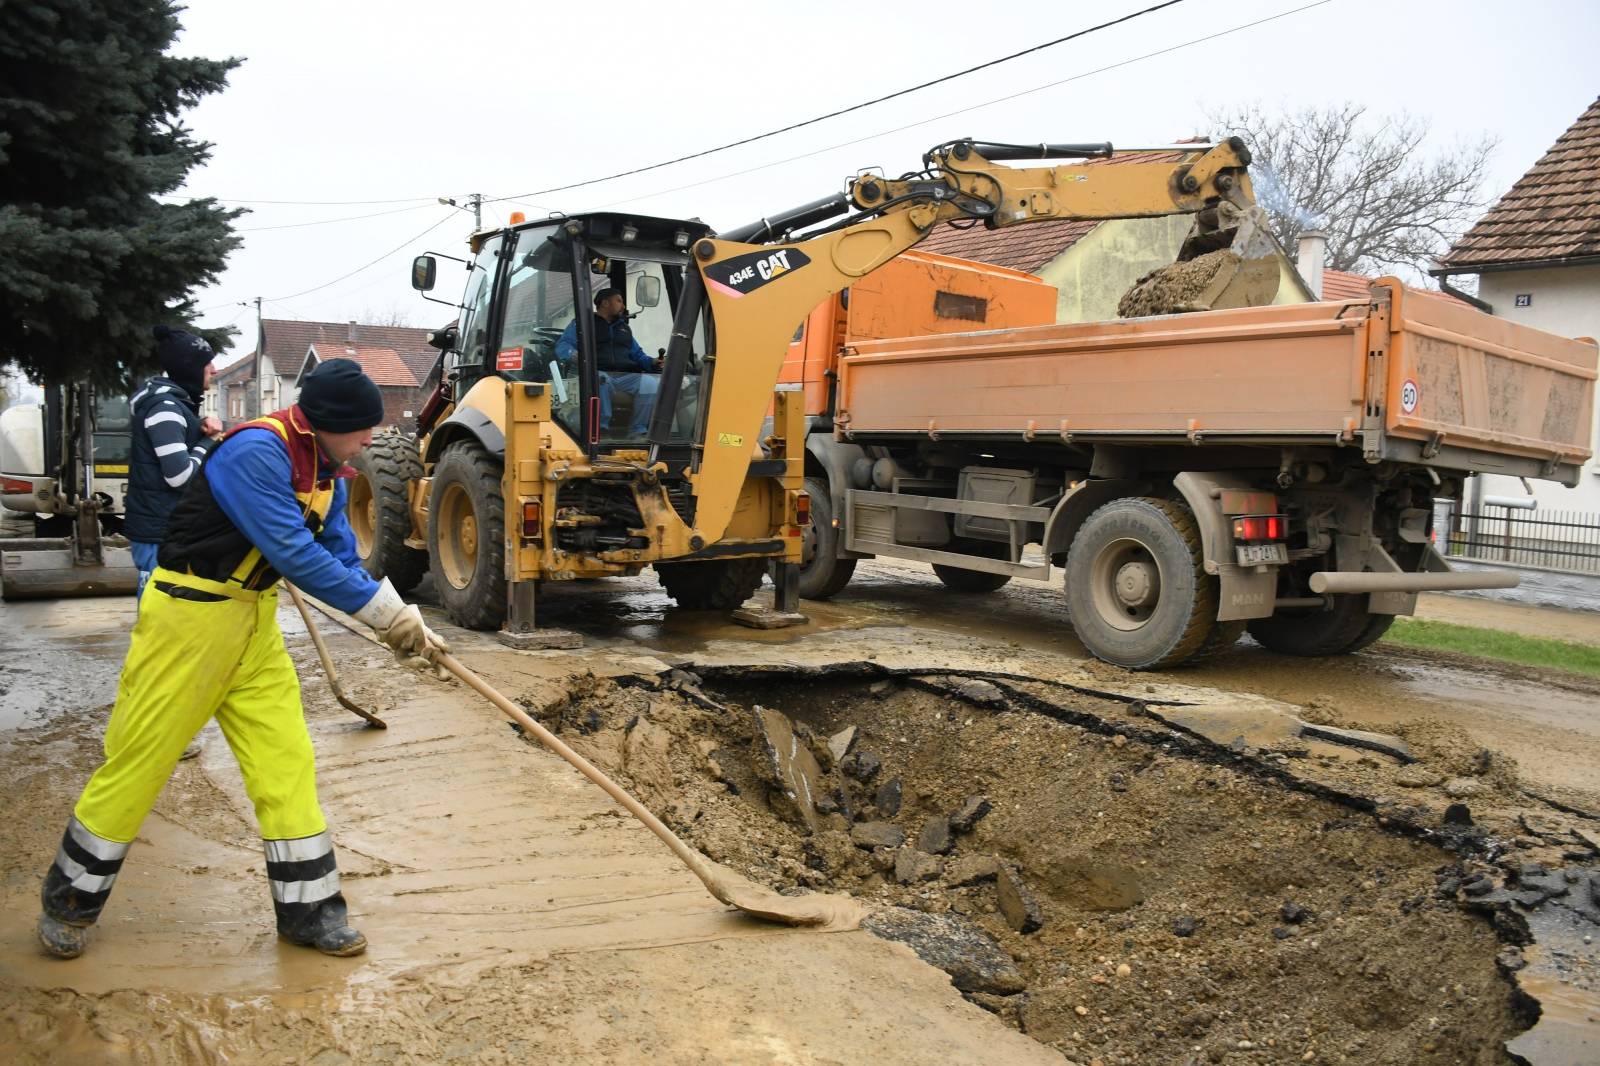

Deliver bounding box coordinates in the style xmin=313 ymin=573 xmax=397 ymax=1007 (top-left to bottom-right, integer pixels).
xmin=0 ymin=595 xmax=1061 ymax=1065
xmin=0 ymin=598 xmax=134 ymax=730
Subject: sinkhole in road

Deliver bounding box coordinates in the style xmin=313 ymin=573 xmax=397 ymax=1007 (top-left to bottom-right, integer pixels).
xmin=526 ymin=667 xmax=1528 ymax=1065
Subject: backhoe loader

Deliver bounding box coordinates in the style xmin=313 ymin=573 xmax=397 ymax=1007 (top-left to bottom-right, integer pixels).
xmin=351 ymin=137 xmax=1278 ymax=639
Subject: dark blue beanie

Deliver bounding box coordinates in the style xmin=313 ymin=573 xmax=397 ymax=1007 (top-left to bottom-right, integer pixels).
xmin=152 ymin=325 xmax=214 ymax=402
xmin=298 ymin=358 xmax=385 ymax=432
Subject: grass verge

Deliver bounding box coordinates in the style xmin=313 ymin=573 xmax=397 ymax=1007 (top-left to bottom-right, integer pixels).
xmin=1383 ymin=617 xmax=1600 ymax=679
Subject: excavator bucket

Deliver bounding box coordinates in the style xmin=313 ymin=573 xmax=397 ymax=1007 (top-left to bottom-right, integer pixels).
xmin=0 ymin=537 xmax=139 ymax=600
xmin=1117 ymin=203 xmax=1281 ymax=317
xmin=0 ymin=506 xmax=139 ymax=601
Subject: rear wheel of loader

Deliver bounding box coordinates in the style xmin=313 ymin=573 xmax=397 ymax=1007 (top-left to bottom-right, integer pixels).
xmin=798 ymin=475 xmax=855 ymax=600
xmin=349 ymin=432 xmax=428 ymax=593
xmin=1065 ymin=497 xmax=1216 ymax=670
xmin=656 ymin=557 xmax=767 ymax=611
xmin=428 ymin=441 xmax=506 ymax=630
xmin=1247 ymin=596 xmax=1393 ymax=657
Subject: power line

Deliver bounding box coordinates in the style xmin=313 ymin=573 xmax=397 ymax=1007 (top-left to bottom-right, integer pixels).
xmin=238 ymin=202 xmax=436 ymax=232
xmin=267 ymin=211 xmax=461 ymax=302
xmin=215 ymin=195 xmax=440 ymax=206
xmin=598 ymin=0 xmax=1334 ymax=213
xmin=485 ymin=0 xmax=1191 ymax=205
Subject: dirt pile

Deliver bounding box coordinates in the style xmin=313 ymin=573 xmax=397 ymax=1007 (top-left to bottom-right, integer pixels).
xmin=527 ymin=669 xmax=1528 ymax=1064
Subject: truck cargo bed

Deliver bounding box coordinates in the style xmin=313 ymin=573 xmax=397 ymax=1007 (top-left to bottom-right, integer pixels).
xmin=836 ymin=279 xmax=1597 ymax=484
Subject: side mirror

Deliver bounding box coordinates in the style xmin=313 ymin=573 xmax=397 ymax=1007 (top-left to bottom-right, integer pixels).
xmin=411 ymin=255 xmax=438 ymax=292
xmin=426 ymin=324 xmax=458 ymax=351
xmin=635 ymin=274 xmax=662 ymax=308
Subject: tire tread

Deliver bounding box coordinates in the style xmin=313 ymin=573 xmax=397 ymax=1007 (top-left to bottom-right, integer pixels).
xmin=353 ymin=432 xmax=429 ymax=593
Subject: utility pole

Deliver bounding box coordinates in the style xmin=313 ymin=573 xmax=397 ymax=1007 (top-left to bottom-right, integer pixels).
xmin=253 ymin=296 xmax=264 ymax=420
xmin=439 ymin=193 xmax=484 ymax=230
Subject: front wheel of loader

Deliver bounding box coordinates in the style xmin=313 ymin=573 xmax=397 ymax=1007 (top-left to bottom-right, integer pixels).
xmin=428 ymin=441 xmax=506 ymax=630
xmin=656 ymin=557 xmax=767 ymax=611
xmin=1064 ymin=497 xmax=1217 ymax=670
xmin=349 ymin=432 xmax=428 ymax=593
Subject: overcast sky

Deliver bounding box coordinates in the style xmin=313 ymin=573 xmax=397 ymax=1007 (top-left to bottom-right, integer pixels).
xmin=171 ymin=0 xmax=1597 ymax=360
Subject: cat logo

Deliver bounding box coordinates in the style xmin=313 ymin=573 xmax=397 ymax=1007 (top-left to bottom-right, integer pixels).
xmin=703 ymin=247 xmax=813 ymax=298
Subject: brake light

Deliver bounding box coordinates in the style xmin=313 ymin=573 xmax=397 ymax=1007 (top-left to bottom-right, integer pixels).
xmin=1232 ymin=514 xmax=1286 ymax=541
xmin=795 ymin=491 xmax=812 ymax=526
xmin=1 ymin=477 xmax=33 ymax=494
xmin=521 ymin=500 xmax=542 ymax=540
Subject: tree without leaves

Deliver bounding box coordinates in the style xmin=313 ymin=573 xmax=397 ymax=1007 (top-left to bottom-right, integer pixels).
xmin=1206 ymin=102 xmax=1496 ymax=277
xmin=359 ymin=305 xmax=415 ymax=328
xmin=0 ymin=1 xmax=244 ymax=388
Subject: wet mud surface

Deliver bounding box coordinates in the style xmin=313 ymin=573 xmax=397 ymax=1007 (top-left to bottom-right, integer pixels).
xmin=1 ymin=562 xmax=1597 ymax=1063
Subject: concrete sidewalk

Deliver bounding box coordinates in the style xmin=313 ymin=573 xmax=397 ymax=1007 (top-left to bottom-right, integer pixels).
xmin=1412 ymin=592 xmax=1600 ymax=645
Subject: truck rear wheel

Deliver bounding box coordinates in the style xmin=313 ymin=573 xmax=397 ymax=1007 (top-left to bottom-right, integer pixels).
xmin=798 ymin=475 xmax=855 ymax=600
xmin=427 ymin=440 xmax=506 ymax=630
xmin=1247 ymin=596 xmax=1393 ymax=657
xmin=656 ymin=557 xmax=766 ymax=611
xmin=349 ymin=432 xmax=428 ymax=593
xmin=1065 ymin=497 xmax=1217 ymax=670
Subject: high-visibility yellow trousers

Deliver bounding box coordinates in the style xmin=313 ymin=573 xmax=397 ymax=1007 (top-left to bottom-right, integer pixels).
xmin=43 ymin=566 xmax=343 ymax=934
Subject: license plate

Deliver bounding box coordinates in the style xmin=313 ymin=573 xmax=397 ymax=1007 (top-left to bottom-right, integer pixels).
xmin=1236 ymin=543 xmax=1288 ymax=566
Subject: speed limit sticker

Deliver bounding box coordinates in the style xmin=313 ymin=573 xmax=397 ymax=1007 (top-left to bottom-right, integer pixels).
xmin=1400 ymin=378 xmax=1419 ymax=414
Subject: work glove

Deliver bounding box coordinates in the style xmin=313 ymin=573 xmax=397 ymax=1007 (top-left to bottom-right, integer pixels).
xmin=355 ymin=578 xmax=450 ymax=674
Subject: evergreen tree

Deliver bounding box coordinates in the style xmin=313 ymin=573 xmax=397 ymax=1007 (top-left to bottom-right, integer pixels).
xmin=0 ymin=1 xmax=244 ymax=387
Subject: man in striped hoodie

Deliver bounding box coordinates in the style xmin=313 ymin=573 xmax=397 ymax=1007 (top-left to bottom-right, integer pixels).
xmin=126 ymin=326 xmax=222 ymax=597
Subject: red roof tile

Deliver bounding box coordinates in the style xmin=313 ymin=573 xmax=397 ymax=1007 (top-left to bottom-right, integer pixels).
xmin=1319 ymin=268 xmax=1372 ymax=300
xmin=914 ymin=150 xmax=1188 ymax=272
xmin=1441 ymin=96 xmax=1600 ymax=269
xmin=250 ymin=319 xmax=439 ymax=381
xmin=307 ymin=343 xmax=419 ymax=388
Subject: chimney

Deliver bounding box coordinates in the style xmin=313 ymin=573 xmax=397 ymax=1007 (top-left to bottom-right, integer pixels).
xmin=346 ymin=320 xmax=358 ymax=347
xmin=1297 ymin=230 xmax=1327 ymax=299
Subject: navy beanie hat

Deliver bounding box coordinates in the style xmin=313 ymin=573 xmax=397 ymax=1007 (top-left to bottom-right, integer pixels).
xmin=152 ymin=325 xmax=214 ymax=402
xmin=298 ymin=358 xmax=385 ymax=432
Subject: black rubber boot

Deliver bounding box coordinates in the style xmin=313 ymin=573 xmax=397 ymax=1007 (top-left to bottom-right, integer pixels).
xmin=266 ymin=832 xmax=366 ymax=956
xmin=38 ymin=816 xmax=130 ymax=959
xmin=36 ymin=913 xmax=88 ymax=959
xmin=276 ymin=895 xmax=367 ymax=957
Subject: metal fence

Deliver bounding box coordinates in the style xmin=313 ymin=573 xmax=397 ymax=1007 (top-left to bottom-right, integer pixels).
xmin=1436 ymin=503 xmax=1600 ymax=573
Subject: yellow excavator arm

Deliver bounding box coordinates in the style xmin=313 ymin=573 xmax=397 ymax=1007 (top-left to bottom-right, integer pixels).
xmin=679 ymin=137 xmax=1277 ymax=548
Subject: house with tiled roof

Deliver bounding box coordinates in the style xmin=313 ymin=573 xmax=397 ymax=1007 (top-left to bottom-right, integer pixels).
xmin=289 ymin=340 xmax=423 ymax=430
xmin=207 ymin=319 xmax=438 ymax=432
xmin=915 ymin=150 xmax=1315 ymax=322
xmin=1434 ymin=95 xmax=1600 ymax=513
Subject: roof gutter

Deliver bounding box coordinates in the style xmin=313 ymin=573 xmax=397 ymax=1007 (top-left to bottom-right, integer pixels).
xmin=1423 ymin=271 xmax=1493 ymax=314
xmin=1432 ymin=252 xmax=1600 ymax=277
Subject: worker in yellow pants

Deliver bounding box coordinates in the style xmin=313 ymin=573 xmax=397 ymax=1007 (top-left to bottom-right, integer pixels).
xmin=40 ymin=359 xmax=446 ymax=960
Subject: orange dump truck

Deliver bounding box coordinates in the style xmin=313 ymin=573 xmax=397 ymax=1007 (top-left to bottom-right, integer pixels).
xmin=790 ymin=271 xmax=1598 ymax=668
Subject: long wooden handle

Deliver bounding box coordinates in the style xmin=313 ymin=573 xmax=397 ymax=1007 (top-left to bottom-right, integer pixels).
xmin=435 ymin=651 xmax=719 ymax=887
xmin=286 ymin=583 xmax=341 ymax=684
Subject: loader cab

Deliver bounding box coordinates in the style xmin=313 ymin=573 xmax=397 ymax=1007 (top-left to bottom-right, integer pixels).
xmin=417 ymin=212 xmax=712 ymax=464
